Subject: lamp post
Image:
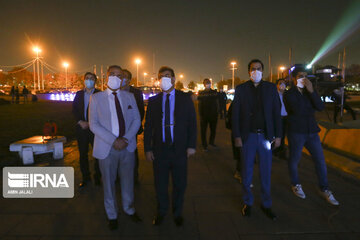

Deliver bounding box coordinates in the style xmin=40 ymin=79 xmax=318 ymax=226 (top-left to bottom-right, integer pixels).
xmin=33 ymin=47 xmax=42 ymax=91
xmin=143 ymin=72 xmax=147 ymax=86
xmin=135 ymin=58 xmax=141 ymax=87
xmin=231 ymin=61 xmax=237 ymax=90
xmin=279 ymin=66 xmax=286 ymax=79
xmin=63 ymin=62 xmax=69 ymax=90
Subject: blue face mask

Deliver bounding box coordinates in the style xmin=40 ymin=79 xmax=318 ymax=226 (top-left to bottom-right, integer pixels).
xmin=85 ymin=79 xmax=95 ymax=89
xmin=121 ymin=79 xmax=127 ymax=87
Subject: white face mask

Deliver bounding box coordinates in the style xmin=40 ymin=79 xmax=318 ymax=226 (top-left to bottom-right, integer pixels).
xmin=250 ymin=70 xmax=262 ymax=83
xmin=279 ymin=83 xmax=286 ymax=91
xmin=160 ymin=77 xmax=173 ymax=91
xmin=121 ymin=78 xmax=127 ymax=87
xmin=297 ymin=78 xmax=305 ymax=88
xmin=107 ymin=76 xmax=121 ymax=90
xmin=84 ymin=79 xmax=95 ymax=89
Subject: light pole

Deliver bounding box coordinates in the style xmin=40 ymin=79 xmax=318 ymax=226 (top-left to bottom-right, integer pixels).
xmin=63 ymin=62 xmax=69 ymax=90
xmin=135 ymin=58 xmax=141 ymax=87
xmin=231 ymin=61 xmax=237 ymax=90
xmin=143 ymin=72 xmax=147 ymax=86
xmin=33 ymin=47 xmax=41 ymax=91
xmin=279 ymin=66 xmax=286 ymax=79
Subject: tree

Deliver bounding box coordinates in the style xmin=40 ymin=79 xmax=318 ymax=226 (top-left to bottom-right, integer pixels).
xmin=345 ymin=64 xmax=360 ymax=83
xmin=175 ymin=81 xmax=184 ymax=90
xmin=217 ymin=77 xmax=244 ymax=90
xmin=188 ymin=81 xmax=196 ymax=90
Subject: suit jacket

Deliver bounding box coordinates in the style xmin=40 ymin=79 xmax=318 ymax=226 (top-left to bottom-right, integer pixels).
xmin=129 ymin=86 xmax=145 ymax=134
xmin=197 ymin=89 xmax=219 ymax=118
xmin=144 ymin=90 xmax=197 ymax=158
xmin=89 ymin=90 xmax=141 ymax=159
xmin=72 ymin=88 xmax=100 ymax=123
xmin=232 ymin=80 xmax=282 ymax=142
xmin=283 ymin=87 xmax=324 ymax=134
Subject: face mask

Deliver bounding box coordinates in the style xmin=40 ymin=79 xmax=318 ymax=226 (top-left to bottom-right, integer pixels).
xmin=205 ymin=84 xmax=211 ymax=89
xmin=250 ymin=70 xmax=262 ymax=83
xmin=279 ymin=83 xmax=286 ymax=91
xmin=121 ymin=79 xmax=127 ymax=87
xmin=160 ymin=77 xmax=173 ymax=91
xmin=297 ymin=78 xmax=305 ymax=88
xmin=107 ymin=76 xmax=121 ymax=90
xmin=85 ymin=79 xmax=95 ymax=89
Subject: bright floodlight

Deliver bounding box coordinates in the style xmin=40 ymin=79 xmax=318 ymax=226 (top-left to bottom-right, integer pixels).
xmin=231 ymin=61 xmax=236 ymax=66
xmin=179 ymin=74 xmax=184 ymax=78
xmin=306 ymin=64 xmax=312 ymax=69
xmin=33 ymin=47 xmax=42 ymax=53
xmin=279 ymin=66 xmax=286 ymax=71
xmin=135 ymin=59 xmax=141 ymax=64
xmin=63 ymin=62 xmax=69 ymax=68
xmin=144 ymin=72 xmax=147 ymax=76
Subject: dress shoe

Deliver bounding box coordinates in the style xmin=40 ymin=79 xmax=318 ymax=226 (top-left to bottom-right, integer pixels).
xmin=260 ymin=205 xmax=277 ymax=220
xmin=242 ymin=204 xmax=251 ymax=217
xmin=174 ymin=216 xmax=184 ymax=227
xmin=152 ymin=215 xmax=164 ymax=226
xmin=108 ymin=219 xmax=118 ymax=230
xmin=127 ymin=212 xmax=142 ymax=223
xmin=209 ymin=143 xmax=218 ymax=148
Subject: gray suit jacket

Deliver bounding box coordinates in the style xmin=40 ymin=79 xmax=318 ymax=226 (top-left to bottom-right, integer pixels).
xmin=89 ymin=89 xmax=141 ymax=159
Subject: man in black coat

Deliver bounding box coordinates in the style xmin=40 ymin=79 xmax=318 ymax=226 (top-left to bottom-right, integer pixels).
xmin=232 ymin=59 xmax=281 ymax=220
xmin=144 ymin=66 xmax=197 ymax=227
xmin=121 ymin=69 xmax=145 ymax=184
xmin=72 ymin=72 xmax=101 ymax=188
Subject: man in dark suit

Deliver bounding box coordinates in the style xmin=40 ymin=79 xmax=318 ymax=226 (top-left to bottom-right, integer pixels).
xmin=232 ymin=59 xmax=281 ymax=220
xmin=144 ymin=66 xmax=197 ymax=226
xmin=72 ymin=72 xmax=101 ymax=188
xmin=121 ymin=69 xmax=145 ymax=184
xmin=284 ymin=65 xmax=339 ymax=206
xmin=198 ymin=78 xmax=219 ymax=151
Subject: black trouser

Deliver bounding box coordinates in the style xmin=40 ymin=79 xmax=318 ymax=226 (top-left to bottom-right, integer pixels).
xmin=76 ymin=126 xmax=101 ymax=181
xmin=200 ymin=115 xmax=218 ymax=148
xmin=231 ymin=133 xmax=243 ymax=173
xmin=219 ymin=103 xmax=226 ymax=119
xmin=334 ymin=103 xmax=356 ymax=123
xmin=273 ymin=116 xmax=288 ymax=159
xmin=153 ymin=145 xmax=187 ymax=217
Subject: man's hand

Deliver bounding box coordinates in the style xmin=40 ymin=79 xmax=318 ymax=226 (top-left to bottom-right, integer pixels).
xmin=234 ymin=137 xmax=243 ymax=147
xmin=145 ymin=151 xmax=155 ymax=162
xmin=187 ymin=148 xmax=196 ymax=158
xmin=273 ymin=137 xmax=281 ymax=149
xmin=304 ymin=78 xmax=314 ymax=93
xmin=113 ymin=138 xmax=128 ymax=150
xmin=78 ymin=120 xmax=89 ymax=129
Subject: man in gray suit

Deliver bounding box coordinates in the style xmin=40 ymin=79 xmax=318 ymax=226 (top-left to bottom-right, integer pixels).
xmin=89 ymin=65 xmax=141 ymax=230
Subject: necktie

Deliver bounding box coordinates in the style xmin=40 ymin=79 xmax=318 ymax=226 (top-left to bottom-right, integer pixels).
xmin=165 ymin=93 xmax=172 ymax=144
xmin=112 ymin=92 xmax=125 ymax=137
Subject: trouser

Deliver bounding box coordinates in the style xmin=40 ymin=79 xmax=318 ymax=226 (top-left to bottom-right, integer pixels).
xmin=242 ymin=133 xmax=272 ymax=208
xmin=200 ymin=116 xmax=218 ymax=148
xmin=334 ymin=103 xmax=356 ymax=123
xmin=287 ymin=132 xmax=329 ymax=191
xmin=273 ymin=116 xmax=288 ymax=158
xmin=23 ymin=94 xmax=28 ymax=103
xmin=99 ymin=148 xmax=136 ymax=220
xmin=153 ymin=145 xmax=187 ymax=217
xmin=76 ymin=126 xmax=101 ymax=181
xmin=231 ymin=133 xmax=242 ymax=173
xmin=219 ymin=104 xmax=226 ymax=119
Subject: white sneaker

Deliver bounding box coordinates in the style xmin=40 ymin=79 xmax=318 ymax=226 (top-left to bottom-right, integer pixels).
xmin=321 ymin=190 xmax=339 ymax=206
xmin=292 ymin=184 xmax=306 ymax=199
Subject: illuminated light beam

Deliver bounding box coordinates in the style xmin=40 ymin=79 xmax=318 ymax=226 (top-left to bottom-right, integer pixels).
xmin=308 ymin=1 xmax=360 ymax=67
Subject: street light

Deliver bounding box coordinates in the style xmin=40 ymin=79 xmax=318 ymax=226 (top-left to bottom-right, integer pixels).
xmin=143 ymin=72 xmax=148 ymax=86
xmin=230 ymin=61 xmax=237 ymax=90
xmin=63 ymin=62 xmax=69 ymax=90
xmin=135 ymin=58 xmax=141 ymax=87
xmin=33 ymin=47 xmax=42 ymax=91
xmin=278 ymin=66 xmax=286 ymax=79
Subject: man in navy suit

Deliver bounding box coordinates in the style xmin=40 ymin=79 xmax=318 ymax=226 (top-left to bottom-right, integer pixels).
xmin=72 ymin=72 xmax=101 ymax=188
xmin=232 ymin=59 xmax=281 ymax=220
xmin=284 ymin=65 xmax=339 ymax=206
xmin=144 ymin=66 xmax=197 ymax=226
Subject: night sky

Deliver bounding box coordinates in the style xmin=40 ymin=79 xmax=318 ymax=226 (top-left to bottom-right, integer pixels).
xmin=1 ymin=0 xmax=360 ymax=84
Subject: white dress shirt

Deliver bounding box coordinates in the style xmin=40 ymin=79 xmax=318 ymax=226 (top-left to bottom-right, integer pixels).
xmin=278 ymin=91 xmax=288 ymax=117
xmin=106 ymin=88 xmax=125 ymax=137
xmin=162 ymin=89 xmax=175 ymax=142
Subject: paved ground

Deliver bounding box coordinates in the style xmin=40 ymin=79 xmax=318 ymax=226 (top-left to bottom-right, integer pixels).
xmin=1 ymin=120 xmax=360 ymax=240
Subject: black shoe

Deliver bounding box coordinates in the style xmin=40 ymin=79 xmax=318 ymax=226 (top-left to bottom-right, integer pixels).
xmin=260 ymin=205 xmax=277 ymax=221
xmin=202 ymin=147 xmax=208 ymax=152
xmin=209 ymin=144 xmax=218 ymax=148
xmin=152 ymin=215 xmax=164 ymax=226
xmin=242 ymin=204 xmax=251 ymax=217
xmin=127 ymin=212 xmax=142 ymax=223
xmin=174 ymin=216 xmax=184 ymax=227
xmin=108 ymin=219 xmax=118 ymax=230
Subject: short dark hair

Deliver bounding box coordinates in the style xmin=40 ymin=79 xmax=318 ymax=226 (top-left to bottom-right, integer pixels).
xmin=107 ymin=65 xmax=122 ymax=73
xmin=276 ymin=78 xmax=286 ymax=85
xmin=203 ymin=78 xmax=211 ymax=84
xmin=84 ymin=72 xmax=97 ymax=81
xmin=248 ymin=59 xmax=264 ymax=72
xmin=122 ymin=69 xmax=132 ymax=80
xmin=291 ymin=65 xmax=306 ymax=78
xmin=158 ymin=66 xmax=175 ymax=78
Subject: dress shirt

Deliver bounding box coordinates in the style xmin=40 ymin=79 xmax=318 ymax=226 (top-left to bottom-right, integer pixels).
xmin=278 ymin=91 xmax=288 ymax=117
xmin=106 ymin=88 xmax=125 ymax=137
xmin=249 ymin=81 xmax=266 ymax=131
xmin=162 ymin=89 xmax=175 ymax=142
xmin=84 ymin=88 xmax=95 ymax=121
